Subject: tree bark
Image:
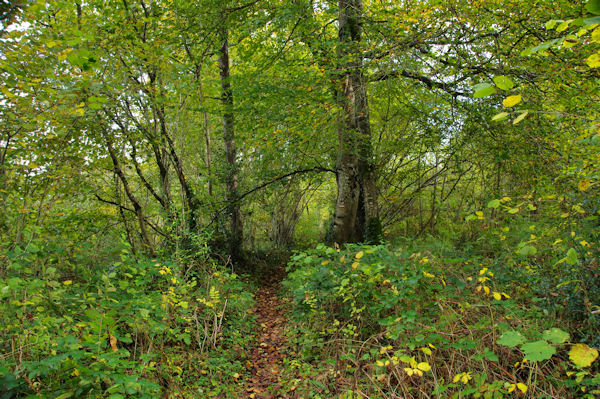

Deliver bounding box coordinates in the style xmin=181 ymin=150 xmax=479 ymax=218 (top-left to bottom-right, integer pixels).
xmin=331 ymin=0 xmax=380 ymax=244
xmin=218 ymin=14 xmax=243 ymax=260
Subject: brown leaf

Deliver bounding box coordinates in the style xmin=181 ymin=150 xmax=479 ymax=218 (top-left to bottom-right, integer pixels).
xmin=109 ymin=334 xmax=118 ymax=352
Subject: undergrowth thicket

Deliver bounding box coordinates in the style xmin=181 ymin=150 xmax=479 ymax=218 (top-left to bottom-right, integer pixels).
xmin=0 ymin=237 xmax=254 ymax=398
xmin=280 ymin=238 xmax=599 ymax=398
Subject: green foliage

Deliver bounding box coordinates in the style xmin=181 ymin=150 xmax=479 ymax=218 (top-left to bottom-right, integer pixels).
xmin=1 ymin=0 xmax=600 ymax=397
xmin=281 ymin=242 xmax=600 ymax=397
xmin=497 ymin=331 xmax=525 ymax=348
xmin=0 ymin=243 xmax=254 ymax=398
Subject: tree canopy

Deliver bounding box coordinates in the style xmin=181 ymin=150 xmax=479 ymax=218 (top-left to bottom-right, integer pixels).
xmin=1 ymin=0 xmax=600 ymax=397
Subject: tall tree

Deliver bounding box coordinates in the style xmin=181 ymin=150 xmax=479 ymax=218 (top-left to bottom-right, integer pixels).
xmin=331 ymin=0 xmax=380 ymax=244
xmin=219 ymin=7 xmax=244 ymax=259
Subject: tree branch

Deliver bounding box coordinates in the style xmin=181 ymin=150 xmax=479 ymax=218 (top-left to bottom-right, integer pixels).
xmin=369 ymin=69 xmax=466 ymax=97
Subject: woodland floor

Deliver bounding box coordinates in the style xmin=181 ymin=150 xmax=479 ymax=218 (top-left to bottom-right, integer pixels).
xmin=246 ymin=269 xmax=289 ymax=399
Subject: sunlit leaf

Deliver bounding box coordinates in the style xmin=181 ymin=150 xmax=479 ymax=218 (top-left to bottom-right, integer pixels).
xmin=503 ymin=95 xmax=522 ymax=108
xmin=569 ymin=344 xmax=599 ymax=368
xmin=473 ymin=83 xmax=496 ymax=98
xmin=493 ymin=75 xmax=514 ymax=90
xmin=513 ymin=111 xmax=529 ymax=125
xmin=586 ymin=53 xmax=600 ymax=68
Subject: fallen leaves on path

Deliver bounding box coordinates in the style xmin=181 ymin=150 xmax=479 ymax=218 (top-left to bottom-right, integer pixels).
xmin=246 ymin=271 xmax=288 ymax=399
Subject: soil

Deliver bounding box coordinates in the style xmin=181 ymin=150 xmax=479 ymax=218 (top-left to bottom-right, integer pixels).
xmin=246 ymin=270 xmax=288 ymax=399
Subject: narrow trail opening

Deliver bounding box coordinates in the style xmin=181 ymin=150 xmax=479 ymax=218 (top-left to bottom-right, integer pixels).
xmin=247 ymin=269 xmax=288 ymax=399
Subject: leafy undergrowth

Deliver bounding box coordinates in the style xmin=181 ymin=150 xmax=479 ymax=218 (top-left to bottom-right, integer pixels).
xmin=280 ymin=243 xmax=600 ymax=398
xmin=0 ymin=245 xmax=255 ymax=398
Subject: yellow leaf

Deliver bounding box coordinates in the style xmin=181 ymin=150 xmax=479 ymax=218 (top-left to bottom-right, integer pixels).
xmin=404 ymin=368 xmax=414 ymax=376
xmin=503 ymin=95 xmax=522 ymax=108
xmin=355 ymin=251 xmax=364 ymax=259
xmin=63 ymin=280 xmax=73 ymax=285
xmin=321 ymin=260 xmax=329 ymax=266
xmin=517 ymin=382 xmax=528 ymax=393
xmin=493 ymin=292 xmax=502 ymax=300
xmin=578 ymin=179 xmax=591 ymax=192
xmin=352 ymin=262 xmax=359 ymax=269
xmin=586 ymin=53 xmax=600 ymax=68
xmin=569 ymin=343 xmax=599 ymax=368
xmin=461 ymin=373 xmax=472 ymax=384
xmin=483 ymin=286 xmax=490 ymax=295
xmin=417 ymin=362 xmax=431 ymax=372
xmin=421 ymin=347 xmax=432 ymax=355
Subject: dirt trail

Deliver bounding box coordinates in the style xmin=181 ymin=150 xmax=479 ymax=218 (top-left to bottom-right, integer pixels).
xmin=246 ymin=271 xmax=288 ymax=399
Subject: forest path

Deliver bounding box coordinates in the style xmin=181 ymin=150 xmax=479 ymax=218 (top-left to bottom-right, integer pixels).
xmin=246 ymin=269 xmax=289 ymax=399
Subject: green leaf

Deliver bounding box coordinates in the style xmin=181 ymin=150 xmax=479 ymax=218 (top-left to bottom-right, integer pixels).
xmin=585 ymin=0 xmax=600 ymax=15
xmin=520 ymin=340 xmax=556 ymax=362
xmin=493 ymin=76 xmax=514 ymax=90
xmin=491 ymin=112 xmax=509 ymax=122
xmin=522 ymin=39 xmax=561 ymax=56
xmin=487 ymin=199 xmax=500 ymax=209
xmin=545 ymin=20 xmax=559 ymax=30
xmin=473 ymin=83 xmax=497 ymax=98
xmin=556 ymin=20 xmax=573 ymax=32
xmin=519 ymin=245 xmax=537 ymax=257
xmin=566 ymin=248 xmax=578 ymax=265
xmin=584 ymin=16 xmax=600 ymax=25
xmin=497 ymin=331 xmax=525 ymax=348
xmin=542 ymin=328 xmax=570 ymax=344
xmin=484 ymin=349 xmax=499 ymax=362
xmin=513 ymin=111 xmax=529 ymax=125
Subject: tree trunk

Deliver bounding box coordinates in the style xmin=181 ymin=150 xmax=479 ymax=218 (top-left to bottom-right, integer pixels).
xmin=218 ymin=15 xmax=243 ymax=260
xmin=331 ymin=0 xmax=380 ymax=245
xmin=103 ymin=132 xmax=156 ymax=257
